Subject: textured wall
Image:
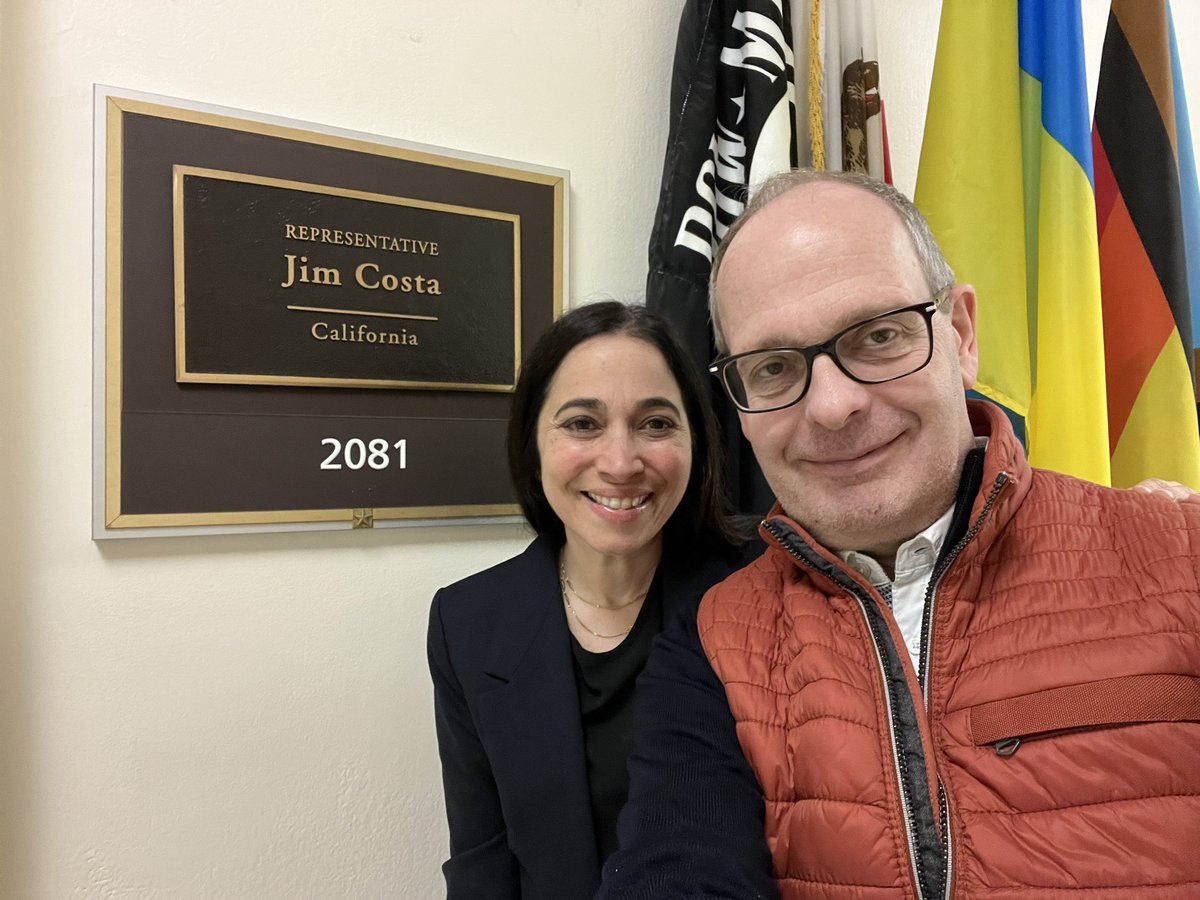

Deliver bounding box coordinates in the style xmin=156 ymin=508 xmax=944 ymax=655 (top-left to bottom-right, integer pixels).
xmin=0 ymin=0 xmax=1197 ymax=898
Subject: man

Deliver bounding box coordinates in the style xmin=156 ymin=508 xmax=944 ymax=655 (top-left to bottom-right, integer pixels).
xmin=597 ymin=169 xmax=1200 ymax=899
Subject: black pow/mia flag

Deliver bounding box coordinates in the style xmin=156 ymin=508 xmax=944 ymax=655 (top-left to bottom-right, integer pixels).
xmin=647 ymin=0 xmax=796 ymax=515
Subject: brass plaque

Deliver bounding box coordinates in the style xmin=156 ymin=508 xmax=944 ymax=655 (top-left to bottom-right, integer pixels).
xmin=173 ymin=167 xmax=521 ymax=391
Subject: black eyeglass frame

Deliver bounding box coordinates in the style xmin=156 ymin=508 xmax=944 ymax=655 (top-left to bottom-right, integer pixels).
xmin=708 ymin=291 xmax=953 ymax=414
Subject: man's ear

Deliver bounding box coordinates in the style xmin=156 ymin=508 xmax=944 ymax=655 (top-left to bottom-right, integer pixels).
xmin=950 ymin=284 xmax=979 ymax=390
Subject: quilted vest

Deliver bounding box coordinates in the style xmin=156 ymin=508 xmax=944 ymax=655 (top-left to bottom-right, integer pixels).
xmin=697 ymin=401 xmax=1200 ymax=899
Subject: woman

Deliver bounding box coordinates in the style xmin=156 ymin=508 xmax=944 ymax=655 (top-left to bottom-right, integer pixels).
xmin=427 ymin=301 xmax=743 ymax=900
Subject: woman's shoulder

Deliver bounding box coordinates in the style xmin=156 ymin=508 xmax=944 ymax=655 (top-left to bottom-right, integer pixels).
xmin=429 ymin=535 xmax=564 ymax=676
xmin=433 ymin=534 xmax=558 ymax=612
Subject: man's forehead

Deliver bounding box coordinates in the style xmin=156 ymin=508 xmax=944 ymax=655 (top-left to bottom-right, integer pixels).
xmin=741 ymin=180 xmax=895 ymax=236
xmin=718 ymin=186 xmax=926 ymax=348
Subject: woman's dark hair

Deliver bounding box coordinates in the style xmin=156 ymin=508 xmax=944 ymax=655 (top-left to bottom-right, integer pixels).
xmin=506 ymin=300 xmax=736 ymax=549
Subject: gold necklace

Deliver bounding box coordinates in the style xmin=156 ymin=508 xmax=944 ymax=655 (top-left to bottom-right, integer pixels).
xmin=558 ymin=564 xmax=649 ymax=640
xmin=559 ymin=564 xmax=648 ymax=610
xmin=561 ymin=585 xmax=633 ymax=639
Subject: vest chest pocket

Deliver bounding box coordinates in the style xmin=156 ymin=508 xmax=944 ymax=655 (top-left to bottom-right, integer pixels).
xmin=968 ymin=673 xmax=1200 ymax=756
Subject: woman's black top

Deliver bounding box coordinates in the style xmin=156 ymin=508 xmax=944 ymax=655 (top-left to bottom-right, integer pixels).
xmin=568 ymin=571 xmax=665 ymax=863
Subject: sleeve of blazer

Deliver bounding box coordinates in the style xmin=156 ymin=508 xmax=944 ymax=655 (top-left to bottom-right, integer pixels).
xmin=428 ymin=588 xmax=521 ymax=900
xmin=596 ymin=603 xmax=779 ymax=900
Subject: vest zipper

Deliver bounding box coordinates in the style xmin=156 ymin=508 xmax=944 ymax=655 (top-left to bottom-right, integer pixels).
xmin=917 ymin=470 xmax=1010 ymax=900
xmin=763 ymin=519 xmax=941 ymax=900
xmin=938 ymin=778 xmax=953 ymax=900
xmin=919 ymin=471 xmax=1011 ymax=704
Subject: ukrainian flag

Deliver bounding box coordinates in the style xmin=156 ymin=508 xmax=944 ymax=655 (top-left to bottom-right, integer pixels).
xmin=915 ymin=0 xmax=1110 ymax=485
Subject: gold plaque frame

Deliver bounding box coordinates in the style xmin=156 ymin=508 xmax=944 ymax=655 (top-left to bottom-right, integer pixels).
xmin=93 ymin=86 xmax=567 ymax=539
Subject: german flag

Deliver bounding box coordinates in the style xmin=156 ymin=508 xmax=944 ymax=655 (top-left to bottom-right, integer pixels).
xmin=1093 ymin=0 xmax=1200 ymax=488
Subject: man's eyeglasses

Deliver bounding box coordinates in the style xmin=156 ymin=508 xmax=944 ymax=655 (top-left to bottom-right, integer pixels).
xmin=709 ymin=291 xmax=952 ymax=414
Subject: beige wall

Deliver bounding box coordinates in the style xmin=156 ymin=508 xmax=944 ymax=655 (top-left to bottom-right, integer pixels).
xmin=0 ymin=1 xmax=1197 ymax=897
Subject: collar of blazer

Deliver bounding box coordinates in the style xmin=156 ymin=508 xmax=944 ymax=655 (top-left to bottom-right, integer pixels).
xmin=481 ymin=532 xmax=742 ymax=684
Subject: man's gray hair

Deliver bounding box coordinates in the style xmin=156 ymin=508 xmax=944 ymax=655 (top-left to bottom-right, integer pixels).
xmin=708 ymin=168 xmax=956 ymax=354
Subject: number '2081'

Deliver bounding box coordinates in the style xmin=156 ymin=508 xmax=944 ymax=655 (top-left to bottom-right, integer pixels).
xmin=320 ymin=438 xmax=407 ymax=471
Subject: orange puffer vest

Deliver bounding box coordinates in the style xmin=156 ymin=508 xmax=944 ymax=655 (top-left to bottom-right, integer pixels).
xmin=697 ymin=401 xmax=1200 ymax=899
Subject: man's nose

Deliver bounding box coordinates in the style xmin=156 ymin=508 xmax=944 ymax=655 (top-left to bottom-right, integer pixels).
xmin=801 ymin=353 xmax=871 ymax=429
xmin=596 ymin=430 xmax=645 ymax=479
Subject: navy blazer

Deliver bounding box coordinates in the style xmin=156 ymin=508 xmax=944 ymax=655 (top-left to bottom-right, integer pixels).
xmin=428 ymin=533 xmax=740 ymax=900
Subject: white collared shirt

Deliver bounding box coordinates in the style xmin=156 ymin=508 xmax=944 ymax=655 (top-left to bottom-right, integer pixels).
xmin=839 ymin=504 xmax=956 ymax=673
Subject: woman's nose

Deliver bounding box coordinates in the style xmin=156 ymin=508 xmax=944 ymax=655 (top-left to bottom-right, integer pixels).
xmin=595 ymin=431 xmax=645 ymax=478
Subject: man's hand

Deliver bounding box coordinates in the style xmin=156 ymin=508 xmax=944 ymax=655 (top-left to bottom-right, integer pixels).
xmin=1131 ymin=478 xmax=1199 ymax=503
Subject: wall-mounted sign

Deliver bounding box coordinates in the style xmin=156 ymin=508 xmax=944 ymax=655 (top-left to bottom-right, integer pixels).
xmin=93 ymin=86 xmax=567 ymax=538
xmin=174 ymin=167 xmax=521 ymax=390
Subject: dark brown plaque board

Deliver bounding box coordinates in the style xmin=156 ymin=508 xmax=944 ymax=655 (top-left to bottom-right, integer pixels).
xmin=93 ymin=88 xmax=566 ymax=538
